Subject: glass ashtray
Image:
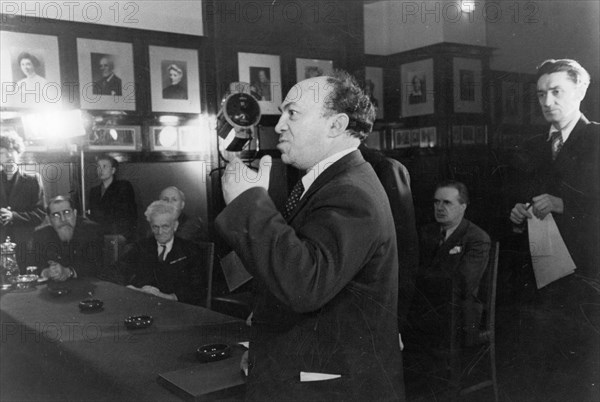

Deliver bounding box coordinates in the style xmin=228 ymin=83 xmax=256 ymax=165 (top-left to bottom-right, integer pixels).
xmin=16 ymin=274 xmax=39 ymax=289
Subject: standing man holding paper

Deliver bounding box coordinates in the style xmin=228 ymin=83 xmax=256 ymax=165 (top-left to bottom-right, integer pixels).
xmin=510 ymin=59 xmax=600 ymax=279
xmin=216 ymin=71 xmax=404 ymax=401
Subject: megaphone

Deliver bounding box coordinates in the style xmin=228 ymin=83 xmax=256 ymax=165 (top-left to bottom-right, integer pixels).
xmin=216 ymin=82 xmax=262 ymax=152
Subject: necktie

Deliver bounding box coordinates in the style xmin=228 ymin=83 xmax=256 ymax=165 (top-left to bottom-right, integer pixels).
xmin=283 ymin=180 xmax=305 ymax=220
xmin=439 ymin=229 xmax=446 ymax=246
xmin=550 ymin=130 xmax=563 ymax=161
xmin=158 ymin=245 xmax=167 ymax=261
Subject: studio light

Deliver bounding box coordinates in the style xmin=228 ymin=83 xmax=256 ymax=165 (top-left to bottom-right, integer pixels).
xmin=216 ymin=82 xmax=261 ymax=152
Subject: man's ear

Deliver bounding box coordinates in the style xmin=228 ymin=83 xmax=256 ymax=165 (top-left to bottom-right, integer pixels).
xmin=328 ymin=113 xmax=350 ymax=137
xmin=576 ymin=82 xmax=588 ymax=101
xmin=174 ymin=220 xmax=179 ymax=232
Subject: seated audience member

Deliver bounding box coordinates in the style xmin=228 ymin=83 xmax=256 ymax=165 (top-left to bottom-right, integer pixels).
xmin=88 ymin=155 xmax=137 ymax=241
xmin=120 ymin=200 xmax=204 ymax=305
xmin=409 ymin=180 xmax=490 ymax=347
xmin=159 ymin=186 xmax=207 ymax=243
xmin=29 ymin=195 xmax=104 ymax=282
xmin=1 ymin=129 xmax=46 ymax=267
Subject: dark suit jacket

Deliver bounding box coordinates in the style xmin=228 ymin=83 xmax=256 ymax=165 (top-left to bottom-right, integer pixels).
xmin=360 ymin=144 xmax=419 ymax=330
xmin=28 ymin=217 xmax=103 ymax=279
xmin=120 ymin=236 xmax=205 ymax=306
xmin=1 ymin=171 xmax=45 ymax=266
xmin=413 ymin=218 xmax=490 ymax=342
xmin=93 ymin=74 xmax=122 ymax=96
xmin=216 ymin=151 xmax=404 ymax=401
xmin=514 ymin=116 xmax=600 ymax=276
xmin=89 ymin=179 xmax=137 ymax=240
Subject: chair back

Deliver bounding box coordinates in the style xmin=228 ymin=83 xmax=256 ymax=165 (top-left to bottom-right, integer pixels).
xmin=195 ymin=241 xmax=215 ymax=308
xmin=479 ymin=241 xmax=499 ymax=340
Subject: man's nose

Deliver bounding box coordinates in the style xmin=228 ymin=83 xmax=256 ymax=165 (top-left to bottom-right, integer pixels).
xmin=274 ymin=116 xmax=286 ymax=134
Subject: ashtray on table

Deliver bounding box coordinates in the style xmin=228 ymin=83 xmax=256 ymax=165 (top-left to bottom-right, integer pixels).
xmin=79 ymin=299 xmax=104 ymax=312
xmin=15 ymin=274 xmax=39 ymax=289
xmin=196 ymin=343 xmax=231 ymax=363
xmin=124 ymin=315 xmax=153 ymax=329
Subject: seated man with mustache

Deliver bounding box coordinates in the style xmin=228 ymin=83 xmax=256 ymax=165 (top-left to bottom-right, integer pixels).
xmin=28 ymin=195 xmax=104 ymax=282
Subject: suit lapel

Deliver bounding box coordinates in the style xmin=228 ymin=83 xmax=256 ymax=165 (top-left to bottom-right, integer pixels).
xmin=7 ymin=171 xmax=21 ymax=204
xmin=286 ymin=151 xmax=364 ymax=222
xmin=554 ymin=115 xmax=590 ymax=163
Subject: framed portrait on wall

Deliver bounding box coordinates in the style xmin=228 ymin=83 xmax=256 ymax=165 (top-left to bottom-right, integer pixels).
xmin=77 ymin=38 xmax=136 ymax=111
xmin=420 ymin=126 xmax=437 ymax=148
xmin=453 ymin=58 xmax=483 ymax=113
xmin=88 ymin=125 xmax=141 ymax=151
xmin=238 ymin=52 xmax=282 ymax=115
xmin=401 ymin=59 xmax=434 ymax=117
xmin=0 ymin=31 xmax=62 ymax=109
xmin=149 ymin=46 xmax=201 ymax=113
xmin=392 ymin=129 xmax=411 ymax=149
xmin=295 ymin=58 xmax=334 ymax=82
xmin=365 ymin=66 xmax=384 ymax=120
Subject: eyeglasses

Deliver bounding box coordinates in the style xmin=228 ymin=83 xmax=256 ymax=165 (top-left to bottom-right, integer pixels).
xmin=50 ymin=209 xmax=73 ymax=220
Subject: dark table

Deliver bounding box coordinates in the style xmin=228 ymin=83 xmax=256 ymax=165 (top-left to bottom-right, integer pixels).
xmin=0 ymin=278 xmax=248 ymax=401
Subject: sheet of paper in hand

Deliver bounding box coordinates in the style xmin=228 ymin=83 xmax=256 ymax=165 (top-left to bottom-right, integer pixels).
xmin=528 ymin=210 xmax=576 ymax=288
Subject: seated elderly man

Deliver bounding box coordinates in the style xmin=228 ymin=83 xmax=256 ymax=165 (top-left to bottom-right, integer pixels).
xmin=158 ymin=186 xmax=207 ymax=243
xmin=28 ymin=195 xmax=103 ymax=282
xmin=120 ymin=200 xmax=204 ymax=305
xmin=409 ymin=180 xmax=490 ymax=347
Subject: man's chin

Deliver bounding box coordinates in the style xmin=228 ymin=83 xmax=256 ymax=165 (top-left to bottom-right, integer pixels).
xmin=56 ymin=227 xmax=74 ymax=242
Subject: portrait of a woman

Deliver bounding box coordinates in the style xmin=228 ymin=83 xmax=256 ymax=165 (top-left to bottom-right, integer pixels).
xmin=16 ymin=52 xmax=48 ymax=91
xmin=162 ymin=63 xmax=187 ymax=100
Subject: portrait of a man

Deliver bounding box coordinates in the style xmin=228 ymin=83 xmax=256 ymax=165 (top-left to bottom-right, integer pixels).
xmin=91 ymin=53 xmax=122 ymax=96
xmin=408 ymin=73 xmax=426 ymax=105
xmin=249 ymin=66 xmax=271 ymax=101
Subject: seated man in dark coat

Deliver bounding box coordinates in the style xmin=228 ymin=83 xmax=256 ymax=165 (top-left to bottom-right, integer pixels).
xmin=88 ymin=155 xmax=137 ymax=241
xmin=120 ymin=200 xmax=205 ymax=305
xmin=28 ymin=195 xmax=104 ymax=281
xmin=409 ymin=180 xmax=490 ymax=347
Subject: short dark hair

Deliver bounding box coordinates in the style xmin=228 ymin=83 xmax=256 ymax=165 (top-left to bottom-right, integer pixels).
xmin=435 ymin=180 xmax=469 ymax=205
xmin=324 ymin=70 xmax=376 ymax=141
xmin=96 ymin=154 xmax=118 ymax=170
xmin=0 ymin=129 xmax=25 ymax=154
xmin=536 ymin=59 xmax=590 ymax=87
xmin=46 ymin=195 xmax=74 ymax=215
xmin=17 ymin=52 xmax=40 ymax=69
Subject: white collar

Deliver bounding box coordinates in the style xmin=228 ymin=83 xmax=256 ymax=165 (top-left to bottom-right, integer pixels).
xmin=157 ymin=237 xmax=175 ymax=257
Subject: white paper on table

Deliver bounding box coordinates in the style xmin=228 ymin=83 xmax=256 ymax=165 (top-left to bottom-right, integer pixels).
xmin=528 ymin=211 xmax=576 ymax=289
xmin=300 ymin=372 xmax=342 ymax=382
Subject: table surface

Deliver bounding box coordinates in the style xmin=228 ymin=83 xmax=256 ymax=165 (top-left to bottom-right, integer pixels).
xmin=0 ymin=278 xmax=248 ymax=401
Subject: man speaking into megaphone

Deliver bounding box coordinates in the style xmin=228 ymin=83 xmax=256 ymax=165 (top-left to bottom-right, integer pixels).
xmin=215 ymin=71 xmax=405 ymax=401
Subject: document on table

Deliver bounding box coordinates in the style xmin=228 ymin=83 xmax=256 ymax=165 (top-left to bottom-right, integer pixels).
xmin=528 ymin=210 xmax=576 ymax=289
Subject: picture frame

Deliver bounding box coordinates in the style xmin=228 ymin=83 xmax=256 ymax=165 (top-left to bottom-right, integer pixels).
xmin=365 ymin=66 xmax=384 ymax=120
xmin=420 ymin=126 xmax=437 ymax=148
xmin=392 ymin=129 xmax=411 ymax=149
xmin=462 ymin=125 xmax=475 ymax=144
xmin=88 ymin=125 xmax=141 ymax=151
xmin=149 ymin=46 xmax=201 ymax=113
xmin=501 ymin=80 xmax=523 ymax=124
xmin=238 ymin=52 xmax=282 ymax=115
xmin=364 ymin=130 xmax=382 ymax=150
xmin=295 ymin=58 xmax=334 ymax=82
xmin=401 ymin=58 xmax=434 ymax=117
xmin=0 ymin=31 xmax=62 ymax=109
xmin=150 ymin=126 xmax=179 ymax=151
xmin=410 ymin=129 xmax=421 ymax=146
xmin=77 ymin=38 xmax=136 ymax=111
xmin=453 ymin=57 xmax=483 ymax=113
